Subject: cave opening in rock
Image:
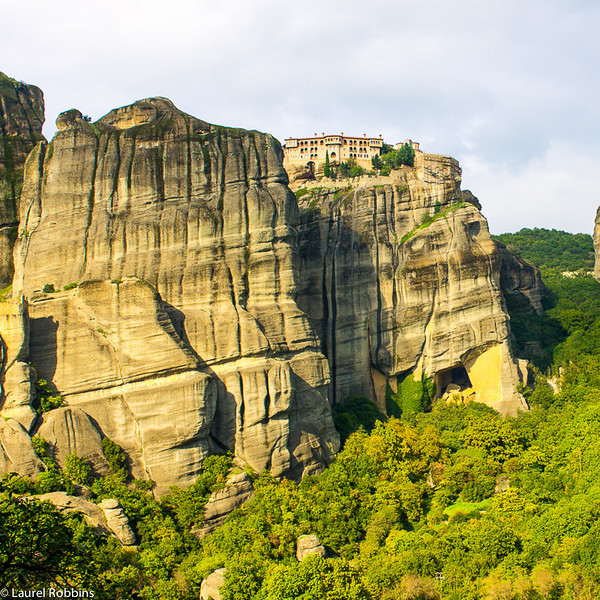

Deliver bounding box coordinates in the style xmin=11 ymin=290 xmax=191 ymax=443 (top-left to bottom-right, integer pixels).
xmin=435 ymin=364 xmax=473 ymax=398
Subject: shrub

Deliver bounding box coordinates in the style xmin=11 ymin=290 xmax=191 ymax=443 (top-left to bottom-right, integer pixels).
xmin=32 ymin=435 xmax=51 ymax=461
xmin=34 ymin=378 xmax=65 ymax=414
xmin=387 ymin=372 xmax=435 ymax=417
xmin=333 ymin=396 xmax=386 ymax=444
xmin=64 ymin=453 xmax=92 ymax=486
xmin=102 ymin=437 xmax=128 ymax=478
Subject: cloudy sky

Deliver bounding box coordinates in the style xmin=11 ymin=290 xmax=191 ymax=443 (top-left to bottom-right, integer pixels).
xmin=3 ymin=0 xmax=599 ymax=233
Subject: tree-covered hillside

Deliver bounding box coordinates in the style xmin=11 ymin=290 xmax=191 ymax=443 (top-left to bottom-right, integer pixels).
xmin=495 ymin=229 xmax=600 ymax=371
xmin=494 ymin=228 xmax=594 ymax=273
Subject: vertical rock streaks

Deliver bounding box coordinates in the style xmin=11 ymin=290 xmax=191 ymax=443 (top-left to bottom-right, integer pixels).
xmin=295 ymin=156 xmax=532 ymax=415
xmin=10 ymin=98 xmax=339 ymax=489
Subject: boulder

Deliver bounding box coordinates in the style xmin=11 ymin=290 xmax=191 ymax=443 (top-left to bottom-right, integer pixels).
xmin=495 ymin=474 xmax=510 ymax=494
xmin=200 ymin=568 xmax=226 ymax=600
xmin=37 ymin=491 xmax=110 ymax=535
xmin=37 ymin=492 xmax=136 ymax=546
xmin=99 ymin=498 xmax=136 ymax=546
xmin=37 ymin=406 xmax=109 ymax=475
xmin=194 ymin=471 xmax=254 ymax=538
xmin=296 ymin=534 xmax=326 ymax=561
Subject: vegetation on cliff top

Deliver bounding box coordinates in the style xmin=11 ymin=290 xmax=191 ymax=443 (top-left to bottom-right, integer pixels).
xmin=494 ymin=228 xmax=594 ymax=274
xmin=371 ymin=142 xmax=416 ymax=175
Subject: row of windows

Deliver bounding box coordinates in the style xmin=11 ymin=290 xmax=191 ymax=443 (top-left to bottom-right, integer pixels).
xmin=290 ymin=152 xmax=371 ymax=159
xmin=288 ymin=152 xmax=378 ymax=159
xmin=294 ymin=138 xmax=377 ymax=147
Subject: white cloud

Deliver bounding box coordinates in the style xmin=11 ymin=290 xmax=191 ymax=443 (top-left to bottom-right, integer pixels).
xmin=3 ymin=0 xmax=599 ymax=233
xmin=462 ymin=142 xmax=600 ymax=234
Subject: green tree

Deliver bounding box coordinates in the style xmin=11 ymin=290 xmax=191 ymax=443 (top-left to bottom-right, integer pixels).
xmin=396 ymin=142 xmax=416 ymax=166
xmin=254 ymin=555 xmax=369 ymax=600
xmin=33 ymin=378 xmax=65 ymax=414
xmin=371 ymin=154 xmax=383 ymax=170
xmin=323 ymin=151 xmax=331 ymax=178
xmin=64 ymin=453 xmax=92 ymax=486
xmin=102 ymin=437 xmax=128 ymax=478
xmin=0 ymin=494 xmax=101 ymax=588
xmin=332 ymin=396 xmax=386 ymax=444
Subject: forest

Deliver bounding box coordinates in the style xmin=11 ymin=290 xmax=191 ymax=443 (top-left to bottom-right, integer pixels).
xmin=3 ymin=228 xmax=600 ymax=599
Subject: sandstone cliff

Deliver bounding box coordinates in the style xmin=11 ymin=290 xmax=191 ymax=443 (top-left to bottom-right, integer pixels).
xmin=0 ymin=91 xmax=540 ymax=491
xmin=0 ymin=73 xmax=45 ymax=286
xmin=495 ymin=240 xmax=545 ymax=315
xmin=294 ymin=155 xmax=531 ymax=416
xmin=8 ymin=98 xmax=339 ymax=489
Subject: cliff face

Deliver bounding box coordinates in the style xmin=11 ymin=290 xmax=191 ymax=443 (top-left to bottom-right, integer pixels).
xmin=495 ymin=240 xmax=545 ymax=315
xmin=9 ymin=98 xmax=339 ymax=489
xmin=0 ymin=73 xmax=45 ymax=286
xmin=295 ymin=155 xmax=530 ymax=416
xmin=0 ymin=92 xmax=541 ymax=488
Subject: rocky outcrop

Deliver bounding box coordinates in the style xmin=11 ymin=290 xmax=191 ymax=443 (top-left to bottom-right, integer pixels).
xmin=27 ymin=278 xmax=214 ymax=484
xmin=0 ymin=86 xmax=537 ymax=494
xmin=201 ymin=568 xmax=226 ymax=600
xmin=11 ymin=98 xmax=339 ymax=489
xmin=0 ymin=418 xmax=43 ymax=475
xmin=99 ymin=498 xmax=137 ymax=545
xmin=0 ymin=73 xmax=45 ymax=286
xmin=195 ymin=471 xmax=254 ymax=537
xmin=38 ymin=491 xmax=110 ymax=533
xmin=37 ymin=492 xmax=136 ymax=546
xmin=496 ymin=240 xmax=545 ymax=315
xmin=294 ymin=154 xmax=528 ymax=415
xmin=296 ymin=534 xmax=326 ymax=561
xmin=0 ymin=297 xmax=36 ymax=431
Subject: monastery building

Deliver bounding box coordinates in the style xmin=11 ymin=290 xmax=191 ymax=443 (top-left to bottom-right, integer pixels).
xmin=282 ymin=133 xmax=420 ymax=176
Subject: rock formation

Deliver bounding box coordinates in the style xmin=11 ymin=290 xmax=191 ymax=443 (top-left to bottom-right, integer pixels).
xmin=38 ymin=406 xmax=110 ymax=475
xmin=495 ymin=240 xmax=545 ymax=316
xmin=8 ymin=98 xmax=339 ymax=489
xmin=200 ymin=568 xmax=226 ymax=600
xmin=0 ymin=86 xmax=542 ymax=492
xmin=195 ymin=471 xmax=254 ymax=538
xmin=0 ymin=73 xmax=45 ymax=286
xmin=99 ymin=498 xmax=137 ymax=545
xmin=296 ymin=534 xmax=326 ymax=561
xmin=294 ymin=154 xmax=532 ymax=416
xmin=0 ymin=417 xmax=43 ymax=475
xmin=36 ymin=492 xmax=136 ymax=546
xmin=0 ymin=296 xmax=36 ymax=430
